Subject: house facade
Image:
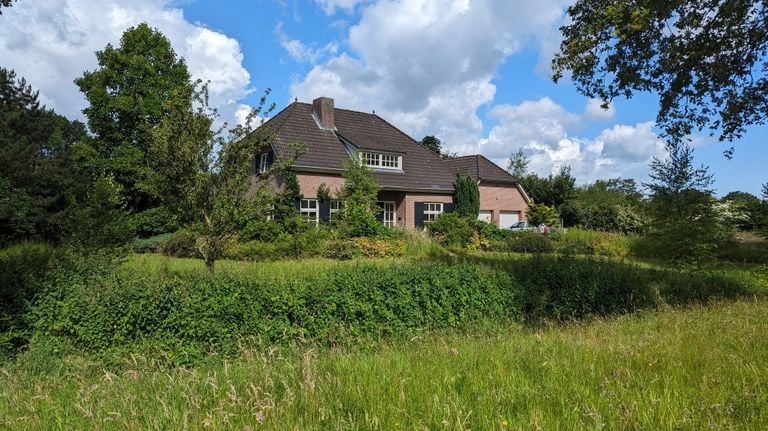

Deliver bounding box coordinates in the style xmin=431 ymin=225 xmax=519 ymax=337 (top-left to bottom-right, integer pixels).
xmin=254 ymin=97 xmax=528 ymax=229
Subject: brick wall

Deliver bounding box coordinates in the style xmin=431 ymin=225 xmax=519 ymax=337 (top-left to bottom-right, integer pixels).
xmin=296 ymin=172 xmax=345 ymax=198
xmin=402 ymin=192 xmax=454 ymax=229
xmin=479 ymin=182 xmax=528 ymax=226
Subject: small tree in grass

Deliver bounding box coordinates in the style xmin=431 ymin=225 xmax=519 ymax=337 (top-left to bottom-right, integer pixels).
xmin=526 ymin=201 xmax=559 ymax=226
xmin=645 ymin=142 xmax=727 ymax=263
xmin=339 ymin=158 xmax=381 ymax=237
xmin=454 ymin=174 xmax=480 ymax=219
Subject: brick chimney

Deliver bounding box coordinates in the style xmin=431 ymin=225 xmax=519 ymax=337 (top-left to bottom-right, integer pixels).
xmin=312 ymin=96 xmax=335 ymax=130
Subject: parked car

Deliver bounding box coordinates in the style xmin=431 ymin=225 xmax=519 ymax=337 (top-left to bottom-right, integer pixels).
xmin=508 ymin=221 xmax=535 ymax=231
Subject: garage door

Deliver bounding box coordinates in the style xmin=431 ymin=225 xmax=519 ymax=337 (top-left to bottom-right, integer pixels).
xmin=478 ymin=210 xmax=492 ymax=223
xmin=499 ymin=211 xmax=519 ymax=229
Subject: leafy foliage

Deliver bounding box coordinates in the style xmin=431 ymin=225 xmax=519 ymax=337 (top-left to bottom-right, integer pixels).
xmin=427 ymin=212 xmax=477 ymax=249
xmin=645 ymin=142 xmax=727 ymax=262
xmin=525 ymin=201 xmax=559 ymax=226
xmin=0 ymin=68 xmax=87 ymax=245
xmin=420 ymin=135 xmax=456 ymax=159
xmin=507 ymin=231 xmax=555 ymax=254
xmin=339 ymin=158 xmax=381 ymax=237
xmin=552 ymin=0 xmax=768 ymax=155
xmin=453 ymin=174 xmax=480 ymax=219
xmin=75 ymin=23 xmax=192 ymax=218
xmin=506 ymin=148 xmax=529 ymax=179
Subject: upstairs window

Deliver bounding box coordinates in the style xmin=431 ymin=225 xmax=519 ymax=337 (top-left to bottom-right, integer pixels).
xmin=360 ymin=151 xmax=402 ymax=170
xmin=258 ymin=153 xmax=269 ymax=174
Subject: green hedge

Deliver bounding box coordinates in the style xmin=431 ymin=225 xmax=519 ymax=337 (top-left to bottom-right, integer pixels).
xmin=27 ymin=261 xmax=518 ymax=364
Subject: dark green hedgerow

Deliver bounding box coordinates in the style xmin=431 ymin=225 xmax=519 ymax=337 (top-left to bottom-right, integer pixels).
xmin=26 ymin=261 xmax=518 ymax=364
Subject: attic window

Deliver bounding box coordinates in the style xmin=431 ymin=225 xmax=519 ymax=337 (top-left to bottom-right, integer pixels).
xmin=360 ymin=151 xmax=402 ymax=170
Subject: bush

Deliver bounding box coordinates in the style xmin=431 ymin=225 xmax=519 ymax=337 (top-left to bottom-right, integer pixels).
xmin=550 ymin=228 xmax=631 ymax=257
xmin=323 ymin=237 xmax=407 ymax=259
xmin=240 ymin=220 xmax=284 ymax=242
xmin=131 ymin=206 xmax=180 ymax=238
xmin=27 ymin=261 xmax=519 ymax=364
xmin=507 ymin=231 xmax=554 ymax=254
xmin=428 ymin=213 xmax=474 ymax=248
xmin=162 ymin=229 xmax=197 ymax=258
xmin=132 ymin=232 xmax=173 ymax=254
xmin=273 ymin=227 xmax=334 ymax=259
xmin=225 ymin=240 xmax=280 ymax=261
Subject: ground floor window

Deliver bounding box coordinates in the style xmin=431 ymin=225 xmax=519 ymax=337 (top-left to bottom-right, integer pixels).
xmin=330 ymin=199 xmax=342 ymax=222
xmin=378 ymin=201 xmax=396 ymax=227
xmin=300 ymin=199 xmax=318 ymax=225
xmin=424 ymin=202 xmax=443 ymax=223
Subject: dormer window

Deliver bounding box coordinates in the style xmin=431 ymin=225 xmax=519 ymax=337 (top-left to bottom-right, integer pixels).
xmin=258 ymin=153 xmax=269 ymax=174
xmin=360 ymin=151 xmax=402 ymax=170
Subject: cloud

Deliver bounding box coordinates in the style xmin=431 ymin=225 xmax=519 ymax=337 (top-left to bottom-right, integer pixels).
xmin=276 ymin=22 xmax=338 ymax=64
xmin=584 ymin=98 xmax=615 ymax=120
xmin=0 ymin=0 xmax=251 ymax=124
xmin=291 ymin=0 xmax=570 ymax=147
xmin=315 ymin=0 xmax=367 ymax=15
xmin=476 ymin=98 xmax=664 ymax=183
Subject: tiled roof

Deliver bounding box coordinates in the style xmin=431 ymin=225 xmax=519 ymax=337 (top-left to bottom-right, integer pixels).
xmin=261 ymin=101 xmax=456 ymax=192
xmin=443 ymin=155 xmax=519 ymax=184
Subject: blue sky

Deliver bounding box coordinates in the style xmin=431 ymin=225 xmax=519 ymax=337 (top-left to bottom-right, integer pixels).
xmin=1 ymin=0 xmax=765 ymax=196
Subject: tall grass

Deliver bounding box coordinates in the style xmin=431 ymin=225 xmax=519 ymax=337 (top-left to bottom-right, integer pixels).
xmin=2 ymin=300 xmax=766 ymax=430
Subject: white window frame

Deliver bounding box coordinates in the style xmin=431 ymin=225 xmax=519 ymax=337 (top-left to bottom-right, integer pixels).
xmin=329 ymin=200 xmax=342 ymax=222
xmin=378 ymin=201 xmax=396 ymax=227
xmin=423 ymin=202 xmax=444 ymax=223
xmin=258 ymin=153 xmax=269 ymax=174
xmin=360 ymin=151 xmax=402 ymax=170
xmin=300 ymin=199 xmax=318 ymax=225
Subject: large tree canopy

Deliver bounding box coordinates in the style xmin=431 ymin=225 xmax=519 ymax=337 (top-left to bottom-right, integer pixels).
xmin=75 ymin=22 xmax=192 ymax=214
xmin=0 ymin=68 xmax=87 ymax=244
xmin=553 ymin=0 xmax=768 ymax=156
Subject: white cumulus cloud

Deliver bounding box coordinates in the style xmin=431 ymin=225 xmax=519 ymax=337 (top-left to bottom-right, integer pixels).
xmin=291 ymin=0 xmax=570 ymax=147
xmin=0 ymin=0 xmax=251 ymax=124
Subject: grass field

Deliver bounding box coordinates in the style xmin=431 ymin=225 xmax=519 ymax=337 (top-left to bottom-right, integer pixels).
xmin=2 ymin=299 xmax=766 ymax=430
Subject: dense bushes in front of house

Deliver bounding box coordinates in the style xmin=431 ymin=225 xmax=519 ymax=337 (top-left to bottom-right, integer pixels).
xmin=24 ymin=259 xmax=518 ymax=364
xmin=4 ymin=242 xmax=756 ymax=365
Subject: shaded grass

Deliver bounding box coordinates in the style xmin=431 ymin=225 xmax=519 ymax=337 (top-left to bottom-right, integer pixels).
xmin=2 ymin=300 xmax=767 ymax=430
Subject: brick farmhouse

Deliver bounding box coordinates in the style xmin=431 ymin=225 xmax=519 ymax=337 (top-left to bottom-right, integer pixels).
xmin=253 ymin=97 xmax=529 ymax=229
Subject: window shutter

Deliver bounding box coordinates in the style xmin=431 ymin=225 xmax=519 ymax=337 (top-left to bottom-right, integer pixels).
xmin=414 ymin=202 xmax=425 ymax=228
xmin=295 ymin=198 xmax=301 ymax=210
xmin=319 ymin=200 xmax=331 ymax=222
xmin=376 ymin=202 xmax=384 ymax=222
xmin=443 ymin=203 xmax=455 ymax=213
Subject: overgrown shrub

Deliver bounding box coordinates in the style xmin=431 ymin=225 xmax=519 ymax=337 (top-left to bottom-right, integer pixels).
xmin=132 ymin=232 xmax=173 ymax=254
xmin=507 ymin=231 xmax=554 ymax=254
xmin=225 ymin=240 xmax=280 ymax=261
xmin=550 ymin=228 xmax=631 ymax=257
xmin=131 ymin=206 xmax=179 ymax=238
xmin=162 ymin=229 xmax=197 ymax=258
xmin=273 ymin=227 xmax=334 ymax=259
xmin=27 ymin=261 xmax=518 ymax=364
xmin=324 ymin=237 xmax=406 ymax=259
xmin=428 ymin=213 xmax=474 ymax=248
xmin=240 ymin=220 xmax=284 ymax=242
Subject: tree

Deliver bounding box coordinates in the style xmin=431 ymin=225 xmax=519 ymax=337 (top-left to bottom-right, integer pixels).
xmin=645 ymin=142 xmax=725 ymax=262
xmin=574 ymin=178 xmax=648 ymax=233
xmin=454 ymin=174 xmax=480 ymax=219
xmin=339 ymin=158 xmax=381 ymax=237
xmin=420 ymin=135 xmax=457 ymax=159
xmin=526 ymin=201 xmax=559 ymax=226
xmin=75 ymin=23 xmax=192 ymax=215
xmin=552 ymin=1 xmax=768 ymax=157
xmin=763 ymin=183 xmax=768 ymax=201
xmin=172 ymin=88 xmax=280 ymax=271
xmin=0 ymin=68 xmax=88 ymax=244
xmin=0 ymin=0 xmax=16 ymax=14
xmin=506 ymin=148 xmax=529 ymax=179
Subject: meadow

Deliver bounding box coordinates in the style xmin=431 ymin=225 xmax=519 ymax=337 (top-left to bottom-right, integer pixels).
xmin=1 ymin=239 xmax=767 ymax=430
xmin=1 ymin=299 xmax=766 ymax=430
